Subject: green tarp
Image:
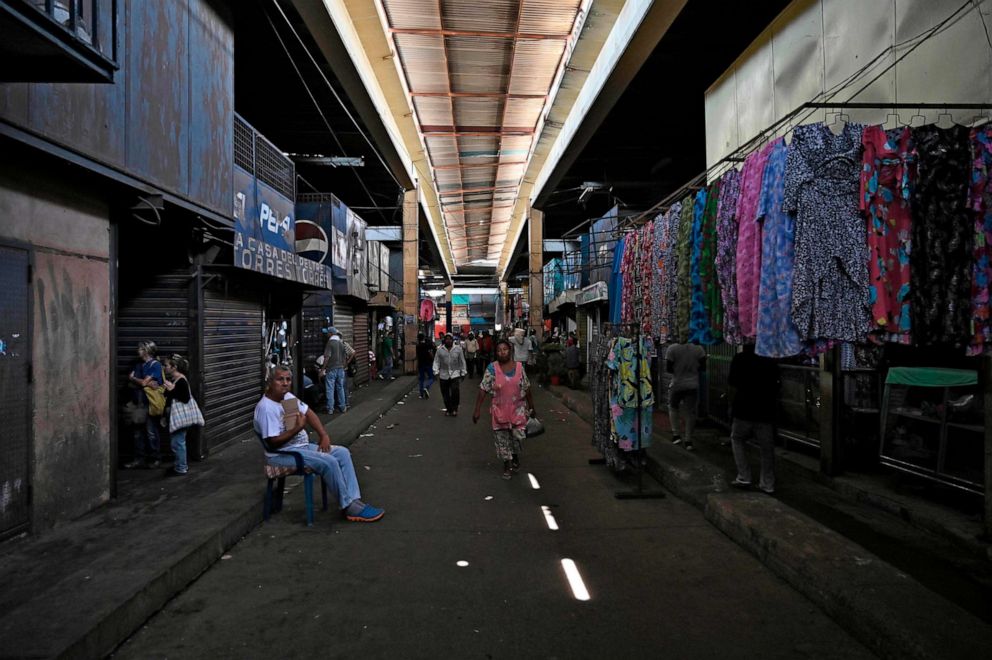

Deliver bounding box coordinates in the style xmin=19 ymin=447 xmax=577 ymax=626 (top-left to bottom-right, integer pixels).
xmin=885 ymin=367 xmax=978 ymax=388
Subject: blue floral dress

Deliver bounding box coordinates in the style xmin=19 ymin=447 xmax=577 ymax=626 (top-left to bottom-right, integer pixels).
xmin=755 ymin=138 xmax=803 ymax=358
xmin=605 ymin=336 xmax=654 ymax=450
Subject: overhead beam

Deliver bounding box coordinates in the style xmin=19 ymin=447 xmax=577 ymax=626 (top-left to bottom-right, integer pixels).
xmin=434 ymin=162 xmax=527 ymax=170
xmin=389 ymin=27 xmax=569 ymax=40
xmin=438 ymin=185 xmax=518 ymax=196
xmin=412 ymin=92 xmax=547 ymax=99
xmin=423 ymin=129 xmax=535 ymax=137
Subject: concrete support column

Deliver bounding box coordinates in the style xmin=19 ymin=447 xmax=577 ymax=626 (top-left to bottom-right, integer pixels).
xmin=402 ymin=187 xmax=419 ymax=374
xmin=528 ymin=208 xmax=544 ymax=341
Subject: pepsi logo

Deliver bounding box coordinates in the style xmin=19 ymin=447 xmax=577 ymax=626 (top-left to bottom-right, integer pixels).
xmin=295 ymin=220 xmax=329 ymax=263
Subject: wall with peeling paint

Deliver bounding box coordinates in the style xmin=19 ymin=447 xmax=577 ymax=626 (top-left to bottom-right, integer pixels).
xmin=0 ymin=161 xmax=112 ymax=530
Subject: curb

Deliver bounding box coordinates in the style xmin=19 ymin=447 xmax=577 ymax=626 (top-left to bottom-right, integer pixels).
xmin=544 ymin=385 xmax=992 ymax=660
xmin=32 ymin=378 xmax=417 ymax=660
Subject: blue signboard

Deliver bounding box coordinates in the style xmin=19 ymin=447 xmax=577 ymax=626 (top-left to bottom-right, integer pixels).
xmin=233 ymin=165 xmax=331 ymax=288
xmin=295 ymin=195 xmax=369 ymax=300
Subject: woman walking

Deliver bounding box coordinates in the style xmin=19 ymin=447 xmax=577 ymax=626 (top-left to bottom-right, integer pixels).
xmin=473 ymin=339 xmax=537 ymax=480
xmin=162 ymin=354 xmax=203 ymax=477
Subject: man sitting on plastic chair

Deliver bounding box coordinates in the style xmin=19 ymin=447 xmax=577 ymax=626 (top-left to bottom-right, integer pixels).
xmin=253 ymin=365 xmax=385 ymax=523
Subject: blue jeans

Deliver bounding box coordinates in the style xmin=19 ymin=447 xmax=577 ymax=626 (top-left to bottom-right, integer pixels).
xmin=267 ymin=444 xmax=362 ymax=510
xmin=382 ymin=356 xmax=394 ymax=378
xmin=171 ymin=428 xmax=188 ymax=473
xmin=134 ymin=413 xmax=161 ymax=461
xmin=418 ymin=365 xmax=435 ymax=393
xmin=325 ymin=367 xmax=347 ymax=411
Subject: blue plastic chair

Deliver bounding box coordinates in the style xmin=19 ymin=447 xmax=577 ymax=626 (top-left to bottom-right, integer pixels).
xmin=256 ymin=432 xmax=328 ymax=526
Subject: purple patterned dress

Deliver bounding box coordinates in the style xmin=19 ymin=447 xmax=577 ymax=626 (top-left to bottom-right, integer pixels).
xmin=736 ymin=142 xmax=774 ymax=340
xmin=969 ymin=125 xmax=992 ymax=355
xmin=716 ymin=167 xmax=742 ymax=344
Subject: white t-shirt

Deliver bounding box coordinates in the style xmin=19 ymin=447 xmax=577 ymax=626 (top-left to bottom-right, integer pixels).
xmin=253 ymin=392 xmax=310 ymax=457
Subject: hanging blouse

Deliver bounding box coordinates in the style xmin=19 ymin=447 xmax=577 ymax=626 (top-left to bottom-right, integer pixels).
xmin=716 ymin=167 xmax=743 ymax=344
xmin=736 ymin=141 xmax=775 ymax=340
xmin=969 ymin=125 xmax=992 ymax=355
xmin=785 ymin=122 xmax=871 ymax=343
xmin=675 ymin=196 xmax=695 ymax=342
xmin=910 ymin=124 xmax=973 ymax=348
xmin=860 ymin=125 xmax=914 ymax=343
xmin=755 ymin=138 xmax=803 ymax=358
xmin=660 ymin=201 xmax=682 ymax=343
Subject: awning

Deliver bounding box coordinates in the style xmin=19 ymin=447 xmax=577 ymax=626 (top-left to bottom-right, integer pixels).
xmin=368 ymin=291 xmax=401 ymax=308
xmin=549 ymin=289 xmax=579 ymax=313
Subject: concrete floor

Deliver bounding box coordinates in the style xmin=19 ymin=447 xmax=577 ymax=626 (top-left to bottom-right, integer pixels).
xmin=114 ymin=382 xmax=874 ymax=659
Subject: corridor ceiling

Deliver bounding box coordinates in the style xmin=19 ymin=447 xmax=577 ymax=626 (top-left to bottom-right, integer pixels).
xmin=379 ymin=0 xmax=585 ymax=268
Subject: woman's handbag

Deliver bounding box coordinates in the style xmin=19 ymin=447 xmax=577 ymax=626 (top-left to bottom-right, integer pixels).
xmin=144 ymin=386 xmax=167 ymax=417
xmin=169 ymin=396 xmax=205 ymax=433
xmin=525 ymin=415 xmax=544 ymax=438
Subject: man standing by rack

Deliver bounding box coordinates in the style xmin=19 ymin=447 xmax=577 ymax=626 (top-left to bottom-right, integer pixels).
xmin=728 ymin=344 xmax=779 ymax=494
xmin=666 ymin=339 xmax=706 ymax=451
xmin=320 ymin=327 xmax=355 ymax=415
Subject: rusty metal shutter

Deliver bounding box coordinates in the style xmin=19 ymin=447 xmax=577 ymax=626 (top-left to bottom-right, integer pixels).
xmin=352 ymin=312 xmax=369 ymax=385
xmin=201 ymin=290 xmax=263 ymax=452
xmin=333 ymin=303 xmax=354 ymax=345
xmin=0 ymin=246 xmax=31 ymax=538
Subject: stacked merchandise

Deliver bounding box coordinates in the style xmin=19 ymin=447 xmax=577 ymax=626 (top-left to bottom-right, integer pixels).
xmin=613 ymin=121 xmax=992 ymax=358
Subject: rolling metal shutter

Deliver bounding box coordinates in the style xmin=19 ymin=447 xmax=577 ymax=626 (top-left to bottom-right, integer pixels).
xmin=333 ymin=303 xmax=354 ymax=346
xmin=352 ymin=311 xmax=369 ymax=384
xmin=201 ymin=290 xmax=263 ymax=452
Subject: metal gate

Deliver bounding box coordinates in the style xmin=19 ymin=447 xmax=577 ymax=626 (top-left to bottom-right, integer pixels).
xmin=0 ymin=246 xmax=31 ymax=537
xmin=202 ymin=290 xmax=263 ymax=452
xmin=352 ymin=311 xmax=370 ymax=384
xmin=116 ymin=272 xmax=190 ymax=462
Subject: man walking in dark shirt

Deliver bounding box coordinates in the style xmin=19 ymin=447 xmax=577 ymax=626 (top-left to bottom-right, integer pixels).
xmin=728 ymin=344 xmax=780 ymax=494
xmin=416 ymin=333 xmax=436 ymax=398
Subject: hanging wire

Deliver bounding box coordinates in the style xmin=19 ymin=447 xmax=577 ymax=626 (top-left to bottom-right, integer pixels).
xmin=262 ymin=1 xmax=397 ymax=224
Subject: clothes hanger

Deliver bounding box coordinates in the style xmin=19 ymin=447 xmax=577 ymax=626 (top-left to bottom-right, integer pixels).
xmin=935 ymin=108 xmax=957 ymax=129
xmin=825 ymin=110 xmax=850 ymax=135
xmin=881 ymin=112 xmax=904 ymax=130
xmin=908 ymin=108 xmax=927 ymax=128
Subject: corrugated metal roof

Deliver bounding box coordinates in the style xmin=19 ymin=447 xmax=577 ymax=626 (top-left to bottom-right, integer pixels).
xmin=380 ymin=0 xmax=585 ymax=267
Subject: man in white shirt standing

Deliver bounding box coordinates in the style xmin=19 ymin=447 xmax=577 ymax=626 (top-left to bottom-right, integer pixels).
xmin=253 ymin=365 xmax=384 ymax=522
xmin=433 ymin=333 xmax=467 ymax=416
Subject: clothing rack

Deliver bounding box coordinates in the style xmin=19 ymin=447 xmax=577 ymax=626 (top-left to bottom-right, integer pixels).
xmin=622 ymin=100 xmax=992 ymax=229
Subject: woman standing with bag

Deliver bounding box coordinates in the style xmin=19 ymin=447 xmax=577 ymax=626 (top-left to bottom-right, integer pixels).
xmin=124 ymin=341 xmax=164 ymax=469
xmin=472 ymin=339 xmax=537 ymax=480
xmin=162 ymin=354 xmax=204 ymax=477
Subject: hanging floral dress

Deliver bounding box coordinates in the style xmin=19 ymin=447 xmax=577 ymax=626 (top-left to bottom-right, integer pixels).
xmin=910 ymin=124 xmax=973 ymax=348
xmin=716 ymin=167 xmax=742 ymax=344
xmin=755 ymin=138 xmax=803 ymax=358
xmin=688 ymin=187 xmax=713 ymax=344
xmin=969 ymin=125 xmax=992 ymax=355
xmin=620 ymin=229 xmax=639 ymax=326
xmin=675 ymin=195 xmax=695 ymax=342
xmin=785 ymin=122 xmax=872 ymax=344
xmin=651 ymin=212 xmax=667 ymax=339
xmin=605 ymin=335 xmax=655 ymax=451
xmin=660 ymin=201 xmax=683 ymax=343
xmin=639 ymin=221 xmax=655 ymax=335
xmin=736 ymin=141 xmax=774 ymax=340
xmin=860 ymin=125 xmax=914 ymax=343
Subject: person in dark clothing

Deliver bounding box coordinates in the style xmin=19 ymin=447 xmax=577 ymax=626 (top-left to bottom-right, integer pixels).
xmin=563 ymin=337 xmax=581 ymax=388
xmin=727 ymin=344 xmax=780 ymax=494
xmin=416 ymin=332 xmax=436 ymax=398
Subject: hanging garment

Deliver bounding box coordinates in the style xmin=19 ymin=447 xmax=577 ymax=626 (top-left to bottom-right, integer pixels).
xmin=605 ymin=335 xmax=655 ymax=451
xmin=659 ymin=202 xmax=682 ymax=344
xmin=786 ymin=122 xmax=872 ymax=344
xmin=860 ymin=125 xmax=915 ymax=343
xmin=675 ymin=196 xmax=695 ymax=341
xmin=590 ymin=334 xmax=625 ymax=470
xmin=609 ymin=236 xmax=626 ymax=325
xmin=419 ymin=298 xmax=436 ymax=322
xmin=755 ymin=138 xmax=803 ymax=358
xmin=716 ymin=167 xmax=743 ymax=344
xmin=638 ymin=221 xmax=655 ymax=335
xmin=651 ymin=212 xmax=667 ymax=339
xmin=689 ymin=184 xmax=722 ymax=345
xmin=969 ymin=125 xmax=992 ymax=355
xmin=910 ymin=124 xmax=974 ymax=348
xmin=736 ymin=141 xmax=775 ymax=340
